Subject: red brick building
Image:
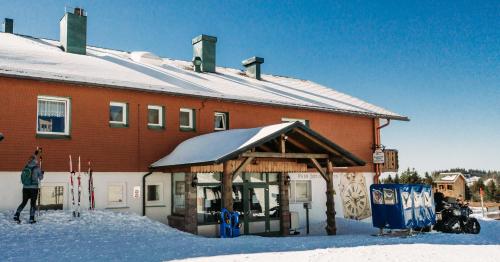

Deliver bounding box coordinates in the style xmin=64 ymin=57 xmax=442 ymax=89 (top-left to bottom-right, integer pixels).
xmin=0 ymin=10 xmax=407 ymax=236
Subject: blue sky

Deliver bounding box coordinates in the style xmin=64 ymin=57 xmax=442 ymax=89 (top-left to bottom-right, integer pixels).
xmin=2 ymin=0 xmax=499 ymax=173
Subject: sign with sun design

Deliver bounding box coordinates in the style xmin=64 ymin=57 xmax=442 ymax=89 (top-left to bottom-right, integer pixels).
xmin=338 ymin=173 xmax=371 ymax=220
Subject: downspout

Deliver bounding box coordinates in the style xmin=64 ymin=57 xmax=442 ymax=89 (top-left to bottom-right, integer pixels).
xmin=142 ymin=171 xmax=153 ymax=216
xmin=374 ymin=119 xmax=390 ymax=184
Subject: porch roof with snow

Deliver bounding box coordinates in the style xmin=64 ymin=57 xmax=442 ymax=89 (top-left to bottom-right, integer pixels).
xmin=0 ymin=33 xmax=408 ymax=121
xmin=150 ymin=122 xmax=365 ymax=170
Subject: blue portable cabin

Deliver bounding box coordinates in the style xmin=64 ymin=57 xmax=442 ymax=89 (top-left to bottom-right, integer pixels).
xmin=370 ymin=184 xmax=436 ymax=230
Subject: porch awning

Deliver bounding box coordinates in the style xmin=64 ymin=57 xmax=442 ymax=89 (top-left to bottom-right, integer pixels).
xmin=150 ymin=122 xmax=365 ymax=169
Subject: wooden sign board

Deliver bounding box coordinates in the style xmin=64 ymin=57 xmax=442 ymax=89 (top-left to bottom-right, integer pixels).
xmin=382 ymin=149 xmax=399 ymax=172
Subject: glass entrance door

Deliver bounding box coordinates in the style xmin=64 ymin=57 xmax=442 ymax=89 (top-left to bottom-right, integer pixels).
xmin=243 ymin=184 xmax=269 ymax=234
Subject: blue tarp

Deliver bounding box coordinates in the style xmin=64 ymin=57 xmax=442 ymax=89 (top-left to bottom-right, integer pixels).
xmin=370 ymin=184 xmax=436 ymax=230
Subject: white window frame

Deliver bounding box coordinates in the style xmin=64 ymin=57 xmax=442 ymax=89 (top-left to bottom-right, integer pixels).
xmin=281 ymin=117 xmax=308 ymax=126
xmin=214 ymin=112 xmax=227 ymax=131
xmin=147 ymin=105 xmax=163 ymax=127
xmin=109 ymin=102 xmax=127 ymax=125
xmin=36 ymin=96 xmax=70 ymax=136
xmin=107 ymin=182 xmax=127 ymax=208
xmin=146 ymin=182 xmax=164 ymax=206
xmin=290 ymin=180 xmax=312 ymax=203
xmin=179 ymin=108 xmax=194 ymax=129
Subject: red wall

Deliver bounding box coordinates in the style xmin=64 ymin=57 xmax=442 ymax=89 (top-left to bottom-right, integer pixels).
xmin=0 ymin=76 xmax=377 ymax=172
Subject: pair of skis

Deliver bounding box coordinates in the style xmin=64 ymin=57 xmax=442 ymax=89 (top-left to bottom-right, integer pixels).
xmin=69 ymin=155 xmax=95 ymax=218
xmin=69 ymin=155 xmax=81 ymax=217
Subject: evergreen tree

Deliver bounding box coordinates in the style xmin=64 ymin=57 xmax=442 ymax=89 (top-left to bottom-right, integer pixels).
xmin=423 ymin=172 xmax=433 ymax=186
xmin=394 ymin=173 xmax=400 ymax=184
xmin=384 ymin=175 xmax=394 ymax=184
xmin=485 ymin=180 xmax=496 ymax=201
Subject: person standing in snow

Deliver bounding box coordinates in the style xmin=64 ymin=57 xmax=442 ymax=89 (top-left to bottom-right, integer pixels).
xmin=13 ymin=149 xmax=44 ymax=223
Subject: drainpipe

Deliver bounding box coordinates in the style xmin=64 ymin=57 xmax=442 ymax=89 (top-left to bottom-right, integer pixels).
xmin=374 ymin=119 xmax=390 ymax=184
xmin=142 ymin=171 xmax=153 ymax=216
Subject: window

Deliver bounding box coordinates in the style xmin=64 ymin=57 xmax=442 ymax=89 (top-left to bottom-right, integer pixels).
xmin=39 ymin=185 xmax=64 ymax=210
xmin=438 ymin=185 xmax=445 ymax=190
xmin=447 ymin=185 xmax=453 ymax=190
xmin=37 ymin=96 xmax=70 ymax=136
xmin=179 ymin=108 xmax=194 ymax=130
xmin=148 ymin=105 xmax=164 ymax=128
xmin=281 ymin=117 xmax=309 ymax=127
xmin=214 ymin=112 xmax=228 ymax=131
xmin=172 ymin=173 xmax=186 ymax=215
xmin=290 ymin=180 xmax=312 ymax=202
xmin=109 ymin=102 xmax=128 ymax=126
xmin=146 ymin=182 xmax=164 ymax=205
xmin=196 ymin=173 xmax=222 ymax=224
xmin=107 ymin=183 xmax=127 ymax=208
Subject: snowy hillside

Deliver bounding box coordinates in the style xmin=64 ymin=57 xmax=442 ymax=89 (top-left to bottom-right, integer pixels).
xmin=1 ymin=210 xmax=498 ymax=262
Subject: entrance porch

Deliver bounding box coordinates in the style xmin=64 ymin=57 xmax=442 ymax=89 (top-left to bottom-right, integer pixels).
xmin=150 ymin=122 xmax=365 ymax=236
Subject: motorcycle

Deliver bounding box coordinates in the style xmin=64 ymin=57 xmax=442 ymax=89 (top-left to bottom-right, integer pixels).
xmin=434 ymin=201 xmax=480 ymax=234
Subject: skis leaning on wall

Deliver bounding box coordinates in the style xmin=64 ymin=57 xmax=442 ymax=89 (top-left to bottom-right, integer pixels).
xmin=69 ymin=155 xmax=76 ymax=218
xmin=76 ymin=156 xmax=82 ymax=217
xmin=88 ymin=161 xmax=95 ymax=210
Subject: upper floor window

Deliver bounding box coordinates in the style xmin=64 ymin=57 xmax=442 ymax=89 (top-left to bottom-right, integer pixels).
xmin=281 ymin=117 xmax=309 ymax=127
xmin=214 ymin=112 xmax=228 ymax=131
xmin=109 ymin=102 xmax=128 ymax=127
xmin=37 ymin=96 xmax=70 ymax=136
xmin=148 ymin=105 xmax=164 ymax=128
xmin=179 ymin=108 xmax=195 ymax=130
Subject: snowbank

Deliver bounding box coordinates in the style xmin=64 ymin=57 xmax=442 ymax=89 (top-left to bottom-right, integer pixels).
xmin=1 ymin=210 xmax=498 ymax=262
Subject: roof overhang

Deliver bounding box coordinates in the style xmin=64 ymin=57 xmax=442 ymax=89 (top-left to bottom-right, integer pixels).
xmin=150 ymin=122 xmax=365 ymax=171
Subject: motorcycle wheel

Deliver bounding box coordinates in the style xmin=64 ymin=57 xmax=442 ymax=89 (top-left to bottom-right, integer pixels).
xmin=464 ymin=217 xmax=481 ymax=234
xmin=444 ymin=217 xmax=462 ymax=233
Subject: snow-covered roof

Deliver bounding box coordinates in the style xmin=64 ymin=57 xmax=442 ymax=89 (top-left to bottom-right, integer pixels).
xmin=151 ymin=122 xmax=365 ymax=168
xmin=0 ymin=33 xmax=408 ymax=121
xmin=437 ymin=173 xmax=465 ymax=183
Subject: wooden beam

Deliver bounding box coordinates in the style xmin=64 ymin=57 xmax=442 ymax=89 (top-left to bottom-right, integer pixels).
xmin=287 ymin=136 xmax=311 ymax=152
xmin=257 ymin=144 xmax=274 ymax=152
xmin=232 ymin=157 xmax=254 ymax=178
xmin=242 ymin=152 xmax=329 ymax=159
xmin=309 ymin=158 xmax=329 ymax=182
xmin=280 ymin=134 xmax=286 ymax=154
xmin=222 ymin=161 xmax=233 ymax=211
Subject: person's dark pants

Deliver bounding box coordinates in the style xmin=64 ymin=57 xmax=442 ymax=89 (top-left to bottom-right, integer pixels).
xmin=15 ymin=188 xmax=39 ymax=218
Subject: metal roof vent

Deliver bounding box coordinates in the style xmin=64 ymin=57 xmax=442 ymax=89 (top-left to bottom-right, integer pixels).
xmin=242 ymin=56 xmax=264 ymax=80
xmin=3 ymin=18 xmax=13 ymax=34
xmin=192 ymin=34 xmax=217 ymax=73
xmin=130 ymin=51 xmax=163 ymax=66
xmin=60 ymin=7 xmax=87 ymax=55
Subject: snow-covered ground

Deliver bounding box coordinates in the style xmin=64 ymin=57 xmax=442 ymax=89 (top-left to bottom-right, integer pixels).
xmin=1 ymin=210 xmax=498 ymax=262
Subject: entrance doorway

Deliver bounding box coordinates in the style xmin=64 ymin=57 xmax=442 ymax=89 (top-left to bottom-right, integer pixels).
xmin=233 ymin=173 xmax=280 ymax=235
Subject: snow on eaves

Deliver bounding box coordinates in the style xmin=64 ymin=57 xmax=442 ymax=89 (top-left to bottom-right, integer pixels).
xmin=0 ymin=33 xmax=409 ymax=121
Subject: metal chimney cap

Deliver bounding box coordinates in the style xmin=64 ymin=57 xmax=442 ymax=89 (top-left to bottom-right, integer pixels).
xmin=192 ymin=34 xmax=217 ymax=45
xmin=242 ymin=56 xmax=264 ymax=67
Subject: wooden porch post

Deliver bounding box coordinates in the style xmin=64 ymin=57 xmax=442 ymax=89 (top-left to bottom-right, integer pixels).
xmin=279 ymin=172 xmax=290 ymax=236
xmin=184 ymin=173 xmax=198 ymax=234
xmin=325 ymin=160 xmax=337 ymax=235
xmin=222 ymin=161 xmax=233 ymax=211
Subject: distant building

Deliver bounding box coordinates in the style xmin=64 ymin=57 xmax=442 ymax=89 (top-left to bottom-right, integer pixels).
xmin=434 ymin=173 xmax=466 ymax=200
xmin=465 ymin=176 xmax=481 ymax=187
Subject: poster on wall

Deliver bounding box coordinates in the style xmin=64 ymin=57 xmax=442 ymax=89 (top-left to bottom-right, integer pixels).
xmin=383 ymin=188 xmax=396 ymax=205
xmin=401 ymin=191 xmax=412 ymax=209
xmin=338 ymin=173 xmax=371 ymax=220
xmin=372 ymin=189 xmax=383 ymax=205
xmin=133 ymin=186 xmax=141 ymax=199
